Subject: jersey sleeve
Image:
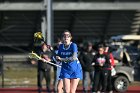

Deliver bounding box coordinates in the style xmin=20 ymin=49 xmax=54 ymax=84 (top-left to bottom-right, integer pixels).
xmin=72 ymin=43 xmax=78 ymax=53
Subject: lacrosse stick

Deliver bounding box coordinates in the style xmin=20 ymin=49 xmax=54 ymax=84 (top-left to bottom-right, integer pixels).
xmin=29 ymin=52 xmax=61 ymax=68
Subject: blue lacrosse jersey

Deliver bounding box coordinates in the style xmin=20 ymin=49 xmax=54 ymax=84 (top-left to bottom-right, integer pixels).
xmin=58 ymin=42 xmax=83 ymax=79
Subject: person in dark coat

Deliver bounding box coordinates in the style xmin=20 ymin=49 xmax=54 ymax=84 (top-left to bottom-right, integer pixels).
xmin=79 ymin=42 xmax=96 ymax=93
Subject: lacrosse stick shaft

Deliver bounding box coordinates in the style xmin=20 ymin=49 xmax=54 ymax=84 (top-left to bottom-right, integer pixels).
xmin=29 ymin=53 xmax=61 ymax=68
xmin=37 ymin=57 xmax=61 ymax=68
xmin=43 ymin=60 xmax=61 ymax=68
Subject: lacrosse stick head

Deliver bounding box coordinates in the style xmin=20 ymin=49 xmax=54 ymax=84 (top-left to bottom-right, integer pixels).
xmin=29 ymin=52 xmax=40 ymax=60
xmin=34 ymin=32 xmax=44 ymax=42
xmin=34 ymin=32 xmax=43 ymax=39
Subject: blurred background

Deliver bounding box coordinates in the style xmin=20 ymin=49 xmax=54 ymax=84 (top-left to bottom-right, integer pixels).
xmin=0 ymin=0 xmax=140 ymax=88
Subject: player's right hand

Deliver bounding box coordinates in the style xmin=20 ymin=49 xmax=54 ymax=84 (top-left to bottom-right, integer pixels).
xmin=41 ymin=58 xmax=46 ymax=62
xmin=56 ymin=56 xmax=61 ymax=61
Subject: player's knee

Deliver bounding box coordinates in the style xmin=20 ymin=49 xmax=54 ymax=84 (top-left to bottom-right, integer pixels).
xmin=70 ymin=89 xmax=77 ymax=93
xmin=63 ymin=87 xmax=70 ymax=93
xmin=64 ymin=90 xmax=70 ymax=93
xmin=57 ymin=87 xmax=63 ymax=92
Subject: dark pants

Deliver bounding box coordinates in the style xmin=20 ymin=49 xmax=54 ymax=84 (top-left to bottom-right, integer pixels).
xmin=107 ymin=70 xmax=112 ymax=91
xmin=92 ymin=70 xmax=109 ymax=92
xmin=38 ymin=69 xmax=51 ymax=93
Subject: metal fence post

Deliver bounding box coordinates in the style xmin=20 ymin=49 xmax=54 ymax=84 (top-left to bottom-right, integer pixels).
xmin=0 ymin=55 xmax=4 ymax=88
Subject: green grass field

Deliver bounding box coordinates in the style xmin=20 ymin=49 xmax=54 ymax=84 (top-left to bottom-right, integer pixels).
xmin=0 ymin=61 xmax=56 ymax=88
xmin=0 ymin=68 xmax=37 ymax=87
xmin=0 ymin=61 xmax=139 ymax=88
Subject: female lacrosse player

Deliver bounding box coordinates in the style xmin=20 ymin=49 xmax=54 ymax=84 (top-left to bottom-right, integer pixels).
xmin=56 ymin=30 xmax=83 ymax=93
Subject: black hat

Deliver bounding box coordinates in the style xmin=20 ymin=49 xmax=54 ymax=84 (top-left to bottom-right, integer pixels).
xmin=98 ymin=44 xmax=104 ymax=48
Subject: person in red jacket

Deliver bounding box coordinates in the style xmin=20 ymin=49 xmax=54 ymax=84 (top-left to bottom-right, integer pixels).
xmin=104 ymin=45 xmax=115 ymax=67
xmin=104 ymin=44 xmax=115 ymax=93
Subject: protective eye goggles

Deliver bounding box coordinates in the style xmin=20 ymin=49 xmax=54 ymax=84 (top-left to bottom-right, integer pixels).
xmin=62 ymin=34 xmax=71 ymax=38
